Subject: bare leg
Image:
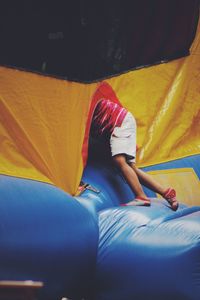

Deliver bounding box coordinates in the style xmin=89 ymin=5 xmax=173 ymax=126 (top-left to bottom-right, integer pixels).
xmin=112 ymin=154 xmax=148 ymax=200
xmin=129 ymin=162 xmax=179 ymax=210
xmin=112 ymin=155 xmax=178 ymax=210
xmin=129 ymin=162 xmax=166 ymax=196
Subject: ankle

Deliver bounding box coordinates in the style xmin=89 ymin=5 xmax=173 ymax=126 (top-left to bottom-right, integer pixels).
xmin=135 ymin=194 xmax=149 ymax=201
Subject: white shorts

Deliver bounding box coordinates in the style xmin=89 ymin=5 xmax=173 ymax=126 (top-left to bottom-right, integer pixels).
xmin=110 ymin=112 xmax=137 ymax=163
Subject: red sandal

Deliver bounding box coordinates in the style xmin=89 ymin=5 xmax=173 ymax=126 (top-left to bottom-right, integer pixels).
xmin=163 ymin=188 xmax=179 ymax=211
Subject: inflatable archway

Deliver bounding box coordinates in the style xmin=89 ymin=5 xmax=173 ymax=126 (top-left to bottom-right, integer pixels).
xmin=0 ymin=1 xmax=200 ymax=299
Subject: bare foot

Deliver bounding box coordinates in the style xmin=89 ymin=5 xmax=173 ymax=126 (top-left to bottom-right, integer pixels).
xmin=122 ymin=197 xmax=151 ymax=206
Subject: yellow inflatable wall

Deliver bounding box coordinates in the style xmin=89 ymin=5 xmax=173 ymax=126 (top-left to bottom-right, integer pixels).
xmin=0 ymin=22 xmax=200 ymax=195
xmin=107 ymin=21 xmax=200 ymax=167
xmin=0 ymin=70 xmax=98 ymax=194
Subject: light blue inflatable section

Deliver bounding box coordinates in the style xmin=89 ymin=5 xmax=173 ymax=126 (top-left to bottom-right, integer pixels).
xmin=79 ymin=140 xmax=200 ymax=300
xmin=96 ymin=207 xmax=200 ymax=300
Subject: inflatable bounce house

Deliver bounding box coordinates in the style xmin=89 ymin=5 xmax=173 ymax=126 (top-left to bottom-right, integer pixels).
xmin=0 ymin=1 xmax=200 ymax=299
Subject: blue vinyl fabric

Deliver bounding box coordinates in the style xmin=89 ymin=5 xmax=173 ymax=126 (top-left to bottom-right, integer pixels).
xmin=0 ymin=175 xmax=99 ymax=300
xmin=80 ymin=140 xmax=200 ymax=299
xmin=1 ymin=144 xmax=200 ymax=299
xmin=143 ymin=154 xmax=200 ymax=179
xmin=96 ymin=206 xmax=200 ymax=300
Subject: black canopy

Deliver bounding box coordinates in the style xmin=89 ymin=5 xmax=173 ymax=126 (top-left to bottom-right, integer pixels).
xmin=0 ymin=0 xmax=199 ymax=82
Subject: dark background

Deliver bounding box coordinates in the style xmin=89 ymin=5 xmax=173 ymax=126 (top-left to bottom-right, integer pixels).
xmin=0 ymin=0 xmax=199 ymax=82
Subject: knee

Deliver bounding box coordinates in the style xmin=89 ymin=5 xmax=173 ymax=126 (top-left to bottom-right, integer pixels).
xmin=112 ymin=154 xmax=126 ymax=169
xmin=129 ymin=162 xmax=137 ymax=171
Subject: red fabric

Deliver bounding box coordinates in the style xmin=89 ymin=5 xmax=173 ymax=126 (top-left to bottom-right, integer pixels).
xmin=82 ymin=81 xmax=121 ymax=166
xmin=92 ymin=99 xmax=127 ymax=135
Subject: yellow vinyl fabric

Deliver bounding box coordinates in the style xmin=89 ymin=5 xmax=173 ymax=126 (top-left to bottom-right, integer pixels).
xmin=0 ymin=22 xmax=200 ymax=195
xmin=0 ymin=67 xmax=97 ymax=194
xmin=106 ymin=21 xmax=200 ymax=167
xmin=146 ymin=168 xmax=200 ymax=206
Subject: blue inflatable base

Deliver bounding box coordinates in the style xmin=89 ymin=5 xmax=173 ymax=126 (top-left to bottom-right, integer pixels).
xmin=0 ymin=175 xmax=98 ymax=300
xmin=79 ymin=140 xmax=200 ymax=300
xmin=0 ymin=141 xmax=200 ymax=299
